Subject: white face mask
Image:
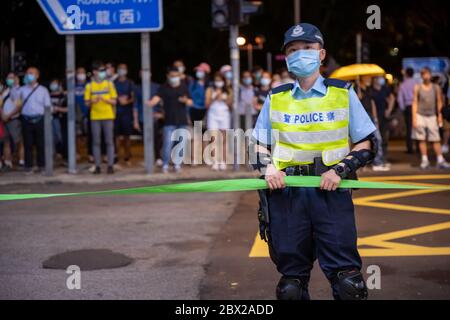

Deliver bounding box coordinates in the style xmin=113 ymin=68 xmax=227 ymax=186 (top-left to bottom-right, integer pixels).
xmin=214 ymin=81 xmax=225 ymax=88
xmin=50 ymin=82 xmax=59 ymax=92
xmin=168 ymin=76 xmax=181 ymax=87
xmin=196 ymin=70 xmax=205 ymax=79
xmin=260 ymin=78 xmax=271 ymax=87
xmin=76 ymin=73 xmax=86 ymax=82
xmin=118 ymin=68 xmax=128 ymax=77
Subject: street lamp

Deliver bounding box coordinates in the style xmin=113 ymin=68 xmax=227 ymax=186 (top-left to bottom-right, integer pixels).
xmin=236 ymin=36 xmax=247 ymax=46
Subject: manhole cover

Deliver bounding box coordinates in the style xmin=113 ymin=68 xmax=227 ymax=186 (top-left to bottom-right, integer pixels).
xmin=42 ymin=249 xmax=133 ymax=270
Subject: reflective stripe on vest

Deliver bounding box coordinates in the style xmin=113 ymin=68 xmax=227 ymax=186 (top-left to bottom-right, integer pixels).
xmin=278 ymin=127 xmax=348 ymax=145
xmin=270 ymin=85 xmax=350 ymax=169
xmin=273 ymin=144 xmax=350 ymax=165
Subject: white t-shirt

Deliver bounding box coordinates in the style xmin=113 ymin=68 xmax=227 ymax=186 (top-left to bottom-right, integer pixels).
xmin=208 ymin=90 xmax=230 ymax=118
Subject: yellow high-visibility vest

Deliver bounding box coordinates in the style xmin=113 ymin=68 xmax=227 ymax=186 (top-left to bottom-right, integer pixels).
xmin=270 ymin=80 xmax=350 ymax=170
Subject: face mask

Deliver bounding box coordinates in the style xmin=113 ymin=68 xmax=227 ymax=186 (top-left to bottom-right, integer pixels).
xmin=243 ymin=77 xmax=252 ymax=86
xmin=76 ymin=73 xmax=86 ymax=82
xmin=377 ymin=77 xmax=386 ymax=86
xmin=196 ymin=70 xmax=205 ymax=79
xmin=50 ymin=83 xmax=59 ymax=92
xmin=168 ymin=76 xmax=181 ymax=87
xmin=98 ymin=71 xmax=107 ymax=80
xmin=254 ymin=72 xmax=262 ymax=80
xmin=26 ymin=73 xmax=36 ymax=83
xmin=225 ymin=71 xmax=233 ymax=80
xmin=286 ymin=49 xmax=321 ymax=78
xmin=6 ymin=78 xmax=14 ymax=87
xmin=260 ymin=78 xmax=271 ymax=87
xmin=118 ymin=69 xmax=127 ymax=77
xmin=214 ymin=81 xmax=225 ymax=88
xmin=177 ymin=66 xmax=185 ymax=74
xmin=106 ymin=69 xmax=113 ymax=77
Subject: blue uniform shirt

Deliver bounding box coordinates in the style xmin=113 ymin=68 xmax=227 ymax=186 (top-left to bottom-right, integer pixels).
xmin=252 ymin=75 xmax=376 ymax=145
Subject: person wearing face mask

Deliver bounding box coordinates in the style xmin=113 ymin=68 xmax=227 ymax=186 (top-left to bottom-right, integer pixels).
xmin=106 ymin=62 xmax=118 ymax=82
xmin=19 ymin=67 xmax=52 ymax=173
xmin=49 ymin=79 xmax=68 ymax=161
xmin=113 ymin=63 xmax=135 ymax=166
xmin=133 ymin=70 xmax=163 ymax=166
xmin=412 ymin=67 xmax=450 ymax=169
xmin=371 ymin=75 xmax=395 ymax=168
xmin=75 ymin=67 xmax=93 ymax=163
xmin=189 ymin=62 xmax=211 ymax=125
xmin=84 ymin=61 xmax=118 ymax=174
xmin=220 ymin=65 xmax=233 ymax=89
xmin=358 ymin=76 xmax=386 ymax=171
xmin=173 ymin=59 xmax=192 ymax=87
xmin=205 ymin=72 xmax=233 ymax=171
xmin=255 ymin=71 xmax=272 ymax=114
xmin=251 ymin=23 xmax=378 ymax=300
xmin=0 ymin=72 xmax=24 ymax=170
xmin=239 ymin=71 xmax=257 ymax=130
xmin=146 ymin=67 xmax=193 ymax=173
xmin=252 ymin=66 xmax=264 ymax=87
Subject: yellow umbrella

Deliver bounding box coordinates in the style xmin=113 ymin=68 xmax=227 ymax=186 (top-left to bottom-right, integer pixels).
xmin=330 ymin=64 xmax=386 ymax=81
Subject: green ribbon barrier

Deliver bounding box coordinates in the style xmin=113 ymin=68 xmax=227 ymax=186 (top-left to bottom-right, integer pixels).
xmin=0 ymin=176 xmax=449 ymax=202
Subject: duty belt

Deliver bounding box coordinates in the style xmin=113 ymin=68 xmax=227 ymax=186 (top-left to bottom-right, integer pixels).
xmin=282 ymin=157 xmax=331 ymax=177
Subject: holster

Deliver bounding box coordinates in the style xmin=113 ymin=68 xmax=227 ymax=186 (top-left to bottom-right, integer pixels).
xmin=257 ymin=188 xmax=270 ymax=242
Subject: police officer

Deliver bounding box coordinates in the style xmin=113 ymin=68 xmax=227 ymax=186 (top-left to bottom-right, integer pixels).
xmin=251 ymin=23 xmax=377 ymax=300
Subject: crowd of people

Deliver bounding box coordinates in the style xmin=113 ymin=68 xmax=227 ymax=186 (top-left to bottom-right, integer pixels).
xmin=0 ymin=59 xmax=450 ymax=175
xmin=358 ymin=67 xmax=450 ymax=170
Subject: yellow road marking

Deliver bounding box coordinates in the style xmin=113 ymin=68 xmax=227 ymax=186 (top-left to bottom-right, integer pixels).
xmin=250 ymin=222 xmax=450 ymax=257
xmin=249 ymin=174 xmax=450 ymax=258
xmin=358 ymin=221 xmax=450 ymax=243
xmin=353 ymin=188 xmax=443 ymax=203
xmin=355 ymin=200 xmax=450 ymax=215
xmin=360 ymin=174 xmax=450 ymax=181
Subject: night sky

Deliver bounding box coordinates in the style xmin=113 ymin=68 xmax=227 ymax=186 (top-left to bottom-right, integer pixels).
xmin=1 ymin=0 xmax=449 ymax=83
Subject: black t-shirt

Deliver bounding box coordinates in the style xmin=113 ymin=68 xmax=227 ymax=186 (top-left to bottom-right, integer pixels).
xmin=371 ymin=85 xmax=392 ymax=121
xmin=359 ymin=87 xmax=374 ymax=120
xmin=157 ymin=83 xmax=191 ymax=126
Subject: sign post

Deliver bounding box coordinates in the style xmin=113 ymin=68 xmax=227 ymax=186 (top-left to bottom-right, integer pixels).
xmin=66 ymin=34 xmax=76 ymax=174
xmin=229 ymin=24 xmax=240 ymax=171
xmin=37 ymin=0 xmax=163 ymax=175
xmin=141 ymin=33 xmax=154 ymax=174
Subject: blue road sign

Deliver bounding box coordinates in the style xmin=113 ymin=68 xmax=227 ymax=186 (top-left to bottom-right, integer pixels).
xmin=402 ymin=57 xmax=450 ymax=75
xmin=37 ymin=0 xmax=163 ymax=34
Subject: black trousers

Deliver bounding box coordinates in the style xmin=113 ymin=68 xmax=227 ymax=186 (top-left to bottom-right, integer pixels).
xmin=403 ymin=105 xmax=413 ymax=153
xmin=268 ymin=186 xmax=361 ymax=299
xmin=22 ymin=117 xmax=45 ymax=169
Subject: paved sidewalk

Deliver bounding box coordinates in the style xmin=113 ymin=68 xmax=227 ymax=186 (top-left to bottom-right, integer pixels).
xmin=0 ymin=164 xmax=258 ymax=186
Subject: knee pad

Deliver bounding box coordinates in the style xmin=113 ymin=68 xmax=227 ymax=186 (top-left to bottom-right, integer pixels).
xmin=276 ymin=277 xmax=309 ymax=300
xmin=334 ymin=269 xmax=368 ymax=300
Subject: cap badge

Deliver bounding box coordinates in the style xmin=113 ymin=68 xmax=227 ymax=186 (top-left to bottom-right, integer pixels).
xmin=291 ymin=25 xmax=305 ymax=37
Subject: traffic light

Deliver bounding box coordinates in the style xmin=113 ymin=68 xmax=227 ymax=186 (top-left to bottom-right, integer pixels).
xmin=212 ymin=0 xmax=229 ymax=29
xmin=212 ymin=0 xmax=263 ymax=28
xmin=362 ymin=42 xmax=370 ymax=62
xmin=13 ymin=52 xmax=27 ymax=75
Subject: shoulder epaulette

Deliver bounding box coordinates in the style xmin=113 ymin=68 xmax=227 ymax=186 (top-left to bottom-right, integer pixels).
xmin=324 ymin=78 xmax=352 ymax=90
xmin=270 ymin=82 xmax=295 ymax=94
